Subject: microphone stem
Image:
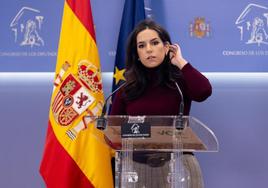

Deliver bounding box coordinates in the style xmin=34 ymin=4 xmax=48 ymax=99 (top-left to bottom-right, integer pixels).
xmin=97 ymin=82 xmax=126 ymax=130
xmin=174 ymin=81 xmax=185 ymax=130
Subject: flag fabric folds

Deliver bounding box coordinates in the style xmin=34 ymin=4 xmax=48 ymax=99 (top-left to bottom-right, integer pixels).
xmin=40 ymin=0 xmax=113 ymax=187
xmin=112 ymin=0 xmax=146 ymax=92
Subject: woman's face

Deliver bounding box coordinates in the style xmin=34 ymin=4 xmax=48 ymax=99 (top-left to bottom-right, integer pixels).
xmin=136 ymin=29 xmax=169 ymax=68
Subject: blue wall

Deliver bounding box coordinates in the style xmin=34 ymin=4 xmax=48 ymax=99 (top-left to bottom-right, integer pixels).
xmin=1 ymin=0 xmax=268 ymax=72
xmin=0 ymin=0 xmax=268 ymax=188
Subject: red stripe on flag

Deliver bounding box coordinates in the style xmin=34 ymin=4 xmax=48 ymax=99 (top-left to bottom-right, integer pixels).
xmin=67 ymin=0 xmax=96 ymax=41
xmin=40 ymin=121 xmax=94 ymax=188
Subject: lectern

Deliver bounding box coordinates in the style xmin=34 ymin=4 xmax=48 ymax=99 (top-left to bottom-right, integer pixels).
xmin=93 ymin=115 xmax=218 ymax=188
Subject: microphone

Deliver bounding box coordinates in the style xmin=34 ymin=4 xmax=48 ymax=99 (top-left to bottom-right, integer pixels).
xmin=173 ymin=81 xmax=185 ymax=130
xmin=96 ymin=82 xmax=126 ymax=130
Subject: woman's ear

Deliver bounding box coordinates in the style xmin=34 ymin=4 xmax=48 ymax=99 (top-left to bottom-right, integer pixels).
xmin=164 ymin=42 xmax=170 ymax=55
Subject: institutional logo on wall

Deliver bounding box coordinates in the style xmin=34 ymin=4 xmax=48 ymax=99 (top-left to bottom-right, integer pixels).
xmin=10 ymin=6 xmax=44 ymax=48
xmin=190 ymin=17 xmax=211 ymax=38
xmin=235 ymin=3 xmax=268 ymax=46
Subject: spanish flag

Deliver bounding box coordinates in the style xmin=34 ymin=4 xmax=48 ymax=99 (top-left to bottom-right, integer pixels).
xmin=40 ymin=0 xmax=113 ymax=187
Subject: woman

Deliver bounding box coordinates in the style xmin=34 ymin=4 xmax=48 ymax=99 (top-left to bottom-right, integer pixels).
xmin=110 ymin=19 xmax=212 ymax=188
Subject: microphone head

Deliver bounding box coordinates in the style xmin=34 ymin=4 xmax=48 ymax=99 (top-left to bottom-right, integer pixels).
xmin=175 ymin=116 xmax=185 ymax=130
xmin=96 ymin=117 xmax=107 ymax=130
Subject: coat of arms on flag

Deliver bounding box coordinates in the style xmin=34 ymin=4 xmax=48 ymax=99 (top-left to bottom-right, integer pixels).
xmin=52 ymin=59 xmax=103 ymax=140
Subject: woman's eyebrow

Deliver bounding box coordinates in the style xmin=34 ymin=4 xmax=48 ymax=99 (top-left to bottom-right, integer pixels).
xmin=137 ymin=37 xmax=159 ymax=44
xmin=150 ymin=38 xmax=159 ymax=42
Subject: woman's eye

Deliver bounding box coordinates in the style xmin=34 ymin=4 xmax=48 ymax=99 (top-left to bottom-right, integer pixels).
xmin=138 ymin=44 xmax=144 ymax=48
xmin=152 ymin=41 xmax=159 ymax=45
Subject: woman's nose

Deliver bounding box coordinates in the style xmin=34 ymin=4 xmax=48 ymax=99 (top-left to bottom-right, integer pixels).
xmin=146 ymin=44 xmax=152 ymax=52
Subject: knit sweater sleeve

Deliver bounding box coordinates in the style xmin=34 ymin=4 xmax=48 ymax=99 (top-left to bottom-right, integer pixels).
xmin=181 ymin=63 xmax=212 ymax=102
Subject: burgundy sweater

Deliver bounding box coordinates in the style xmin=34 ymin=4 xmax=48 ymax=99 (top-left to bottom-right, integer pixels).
xmin=110 ymin=63 xmax=212 ymax=116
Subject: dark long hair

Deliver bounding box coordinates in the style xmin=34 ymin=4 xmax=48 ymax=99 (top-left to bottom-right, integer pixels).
xmin=123 ymin=19 xmax=182 ymax=100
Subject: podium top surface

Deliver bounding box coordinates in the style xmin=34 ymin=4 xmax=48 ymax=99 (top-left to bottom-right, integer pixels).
xmin=89 ymin=115 xmax=219 ymax=152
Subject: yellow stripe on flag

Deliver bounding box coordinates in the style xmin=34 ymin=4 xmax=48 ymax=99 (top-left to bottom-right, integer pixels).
xmin=56 ymin=2 xmax=100 ymax=77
